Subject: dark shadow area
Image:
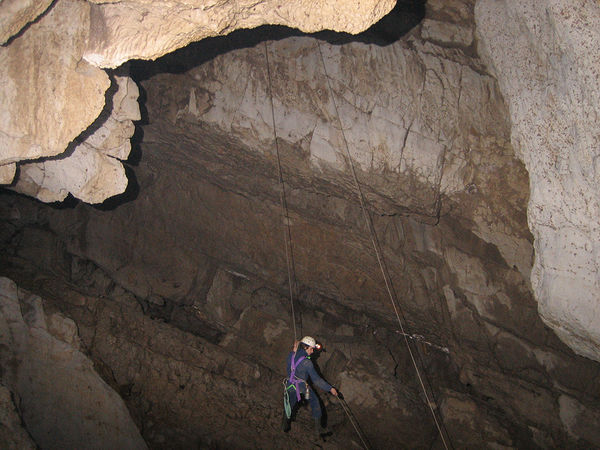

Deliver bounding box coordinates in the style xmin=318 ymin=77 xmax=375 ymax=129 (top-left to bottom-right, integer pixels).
xmin=0 ymin=185 xmax=79 ymax=210
xmin=49 ymin=193 xmax=79 ymax=210
xmin=130 ymin=0 xmax=426 ymax=81
xmin=126 ymin=82 xmax=149 ymax=167
xmin=2 ymin=0 xmax=57 ymax=47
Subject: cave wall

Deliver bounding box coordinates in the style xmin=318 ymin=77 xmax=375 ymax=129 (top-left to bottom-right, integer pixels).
xmin=0 ymin=0 xmax=394 ymax=199
xmin=2 ymin=0 xmax=599 ymax=362
xmin=0 ymin=277 xmax=147 ymax=449
xmin=475 ymin=0 xmax=600 ymax=362
xmin=4 ymin=185 xmax=600 ymax=447
xmin=2 ymin=1 xmax=600 ymax=446
xmin=1 ymin=0 xmax=600 ymax=448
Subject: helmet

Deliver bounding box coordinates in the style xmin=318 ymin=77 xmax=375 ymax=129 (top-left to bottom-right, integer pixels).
xmin=300 ymin=336 xmax=316 ymax=348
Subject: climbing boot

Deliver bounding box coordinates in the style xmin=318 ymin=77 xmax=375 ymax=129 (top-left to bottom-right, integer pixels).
xmin=313 ymin=417 xmax=322 ymax=439
xmin=282 ymin=411 xmax=291 ymax=433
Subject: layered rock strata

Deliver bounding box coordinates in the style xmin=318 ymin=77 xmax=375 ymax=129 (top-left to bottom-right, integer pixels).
xmin=2 ymin=10 xmax=600 ymax=445
xmin=1 ymin=0 xmax=599 ymax=362
xmin=0 ymin=0 xmax=393 ymax=201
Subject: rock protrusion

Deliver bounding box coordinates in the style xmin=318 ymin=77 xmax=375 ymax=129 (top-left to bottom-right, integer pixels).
xmin=0 ymin=276 xmax=147 ymax=449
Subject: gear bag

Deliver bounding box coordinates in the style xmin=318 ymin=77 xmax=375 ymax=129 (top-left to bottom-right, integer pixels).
xmin=283 ymin=382 xmax=292 ymax=419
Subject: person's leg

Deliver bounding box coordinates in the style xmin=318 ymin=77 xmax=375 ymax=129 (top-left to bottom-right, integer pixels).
xmin=308 ymin=390 xmax=323 ymax=437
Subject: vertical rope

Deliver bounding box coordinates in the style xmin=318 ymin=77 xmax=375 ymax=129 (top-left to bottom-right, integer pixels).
xmin=264 ymin=41 xmax=298 ymax=341
xmin=338 ymin=398 xmax=371 ymax=450
xmin=316 ymin=40 xmax=451 ymax=450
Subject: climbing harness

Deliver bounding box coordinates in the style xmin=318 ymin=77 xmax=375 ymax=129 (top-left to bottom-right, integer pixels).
xmin=283 ymin=353 xmax=309 ymax=418
xmin=315 ymin=41 xmax=452 ymax=450
xmin=264 ymin=40 xmax=298 ymax=342
xmin=288 ymin=353 xmax=306 ymax=401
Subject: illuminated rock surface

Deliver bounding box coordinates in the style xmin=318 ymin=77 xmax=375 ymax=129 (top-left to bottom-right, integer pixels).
xmin=1 ymin=0 xmax=600 ymax=448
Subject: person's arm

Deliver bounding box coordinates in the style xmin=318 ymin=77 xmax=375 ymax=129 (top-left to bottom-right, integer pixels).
xmin=305 ymin=361 xmax=337 ymax=395
xmin=286 ymin=351 xmax=294 ymax=377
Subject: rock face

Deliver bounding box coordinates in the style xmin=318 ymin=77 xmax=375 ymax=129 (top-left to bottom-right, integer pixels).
xmin=0 ymin=0 xmax=110 ymax=180
xmin=2 ymin=2 xmax=600 ymax=446
xmin=0 ymin=0 xmax=53 ymax=44
xmin=1 ymin=0 xmax=599 ymax=366
xmin=13 ymin=72 xmax=140 ymax=203
xmin=0 ymin=0 xmax=392 ymax=203
xmin=84 ymin=0 xmax=397 ymax=68
xmin=475 ymin=0 xmax=600 ymax=361
xmin=1 ymin=0 xmax=600 ymax=448
xmin=0 ymin=277 xmax=147 ymax=449
xmin=0 ymin=384 xmax=36 ymax=450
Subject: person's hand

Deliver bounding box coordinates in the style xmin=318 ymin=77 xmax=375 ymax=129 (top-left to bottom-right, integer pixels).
xmin=330 ymin=387 xmax=338 ymax=397
xmin=293 ymin=341 xmax=299 ymax=352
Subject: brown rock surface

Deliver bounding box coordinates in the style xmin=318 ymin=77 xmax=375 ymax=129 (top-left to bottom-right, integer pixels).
xmin=0 ymin=384 xmax=36 ymax=450
xmin=2 ymin=17 xmax=600 ymax=444
xmin=1 ymin=0 xmax=600 ymax=448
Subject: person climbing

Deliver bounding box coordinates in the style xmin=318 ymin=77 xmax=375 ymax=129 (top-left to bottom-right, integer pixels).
xmin=282 ymin=335 xmax=338 ymax=438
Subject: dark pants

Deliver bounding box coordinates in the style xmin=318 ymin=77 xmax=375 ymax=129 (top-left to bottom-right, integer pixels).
xmin=288 ymin=387 xmax=322 ymax=419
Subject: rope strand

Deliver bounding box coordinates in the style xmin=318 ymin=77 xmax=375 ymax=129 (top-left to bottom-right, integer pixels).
xmin=264 ymin=41 xmax=298 ymax=341
xmin=316 ymin=40 xmax=451 ymax=450
xmin=338 ymin=397 xmax=371 ymax=450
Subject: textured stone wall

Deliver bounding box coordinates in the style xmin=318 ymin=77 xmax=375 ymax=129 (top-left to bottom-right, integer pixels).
xmin=475 ymin=0 xmax=600 ymax=361
xmin=1 ymin=0 xmax=599 ymax=363
xmin=0 ymin=277 xmax=147 ymax=449
xmin=1 ymin=0 xmax=600 ymax=445
xmin=3 ymin=7 xmax=600 ymax=443
xmin=0 ymin=0 xmax=393 ymax=201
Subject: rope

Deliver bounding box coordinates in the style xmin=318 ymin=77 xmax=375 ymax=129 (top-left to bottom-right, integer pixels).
xmin=264 ymin=41 xmax=298 ymax=341
xmin=266 ymin=42 xmax=370 ymax=449
xmin=316 ymin=40 xmax=451 ymax=450
xmin=337 ymin=396 xmax=371 ymax=450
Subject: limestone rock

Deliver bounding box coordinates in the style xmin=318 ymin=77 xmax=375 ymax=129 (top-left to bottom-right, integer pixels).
xmin=1 ymin=0 xmax=390 ymax=204
xmin=0 ymin=163 xmax=16 ymax=184
xmin=421 ymin=19 xmax=473 ymax=47
xmin=84 ymin=0 xmax=397 ymax=68
xmin=475 ymin=0 xmax=600 ymax=361
xmin=559 ymin=395 xmax=600 ymax=445
xmin=80 ymin=74 xmax=141 ymax=160
xmin=0 ymin=0 xmax=109 ymax=165
xmin=142 ymin=32 xmax=529 ymax=279
xmin=0 ymin=0 xmax=53 ymax=44
xmin=0 ymin=384 xmax=36 ymax=450
xmin=12 ymin=73 xmax=139 ymax=203
xmin=13 ymin=141 xmax=129 ymax=203
xmin=0 ymin=276 xmax=147 ymax=449
xmin=439 ymin=390 xmax=513 ymax=448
